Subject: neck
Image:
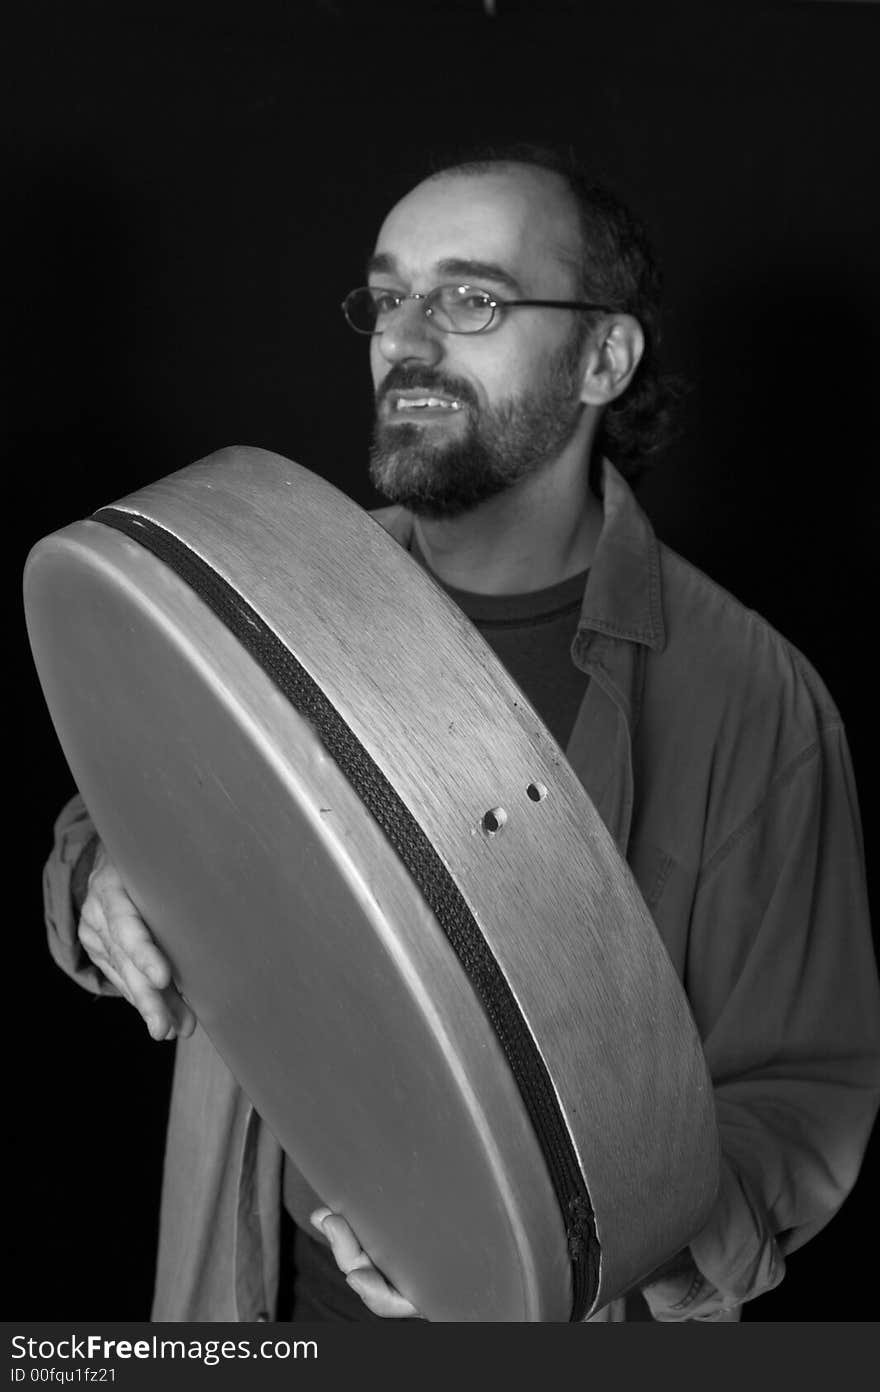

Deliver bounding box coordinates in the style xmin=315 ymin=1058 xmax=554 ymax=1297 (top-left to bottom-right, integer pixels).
xmin=412 ymin=445 xmax=603 ymax=596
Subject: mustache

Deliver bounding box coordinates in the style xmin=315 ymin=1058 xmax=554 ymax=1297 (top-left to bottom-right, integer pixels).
xmin=375 ymin=364 xmax=478 ymax=409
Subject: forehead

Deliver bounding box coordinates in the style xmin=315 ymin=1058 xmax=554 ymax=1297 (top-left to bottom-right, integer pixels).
xmin=370 ymin=167 xmax=582 ymax=294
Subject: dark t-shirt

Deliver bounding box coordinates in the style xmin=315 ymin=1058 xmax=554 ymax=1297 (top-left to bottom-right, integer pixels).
xmin=409 ymin=531 xmax=589 ymax=750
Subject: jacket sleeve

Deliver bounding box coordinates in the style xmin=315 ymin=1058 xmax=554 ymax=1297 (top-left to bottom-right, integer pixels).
xmin=646 ymin=718 xmax=880 ymax=1319
xmin=43 ymin=792 xmax=117 ymax=996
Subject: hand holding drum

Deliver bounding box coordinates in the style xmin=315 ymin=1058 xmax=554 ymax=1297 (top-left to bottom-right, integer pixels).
xmin=79 ymin=844 xmax=196 ymax=1041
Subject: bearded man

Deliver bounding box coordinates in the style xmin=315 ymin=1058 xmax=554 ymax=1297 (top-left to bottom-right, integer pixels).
xmin=44 ymin=145 xmax=880 ymax=1322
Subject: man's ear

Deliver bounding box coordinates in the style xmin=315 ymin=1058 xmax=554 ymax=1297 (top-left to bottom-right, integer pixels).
xmin=579 ymin=315 xmax=645 ymax=406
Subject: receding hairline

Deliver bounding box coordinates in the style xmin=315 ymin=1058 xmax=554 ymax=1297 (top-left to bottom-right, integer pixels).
xmin=391 ymin=160 xmax=585 ymax=287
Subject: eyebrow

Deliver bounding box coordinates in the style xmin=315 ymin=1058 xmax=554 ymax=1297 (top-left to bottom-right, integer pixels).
xmin=366 ymin=252 xmax=524 ymax=295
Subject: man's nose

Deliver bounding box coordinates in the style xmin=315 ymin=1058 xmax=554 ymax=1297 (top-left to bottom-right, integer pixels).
xmin=374 ymin=300 xmax=444 ymax=366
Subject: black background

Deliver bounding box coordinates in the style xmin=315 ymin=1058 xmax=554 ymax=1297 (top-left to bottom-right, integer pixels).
xmin=8 ymin=0 xmax=879 ymax=1320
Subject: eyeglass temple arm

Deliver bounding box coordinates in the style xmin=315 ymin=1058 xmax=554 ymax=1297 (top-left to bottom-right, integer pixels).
xmin=500 ymin=299 xmax=612 ymax=313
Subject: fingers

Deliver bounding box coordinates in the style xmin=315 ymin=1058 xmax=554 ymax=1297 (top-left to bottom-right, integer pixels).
xmin=78 ymin=848 xmax=196 ymax=1041
xmin=310 ymin=1209 xmax=423 ymax=1319
xmin=312 ymin=1209 xmax=368 ymax=1272
xmin=78 ymin=907 xmax=161 ymax=998
xmin=344 ymin=1266 xmax=422 ymax=1319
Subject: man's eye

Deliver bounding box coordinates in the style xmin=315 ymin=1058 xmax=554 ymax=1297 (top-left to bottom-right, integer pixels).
xmin=371 ymin=290 xmax=401 ymax=314
xmin=455 ymin=288 xmax=493 ymax=310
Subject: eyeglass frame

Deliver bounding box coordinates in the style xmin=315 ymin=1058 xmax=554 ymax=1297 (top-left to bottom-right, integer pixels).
xmin=340 ymin=283 xmax=615 ymax=336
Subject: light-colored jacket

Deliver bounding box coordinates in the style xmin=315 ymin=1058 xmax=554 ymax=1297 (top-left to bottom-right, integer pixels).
xmin=44 ymin=462 xmax=880 ymax=1321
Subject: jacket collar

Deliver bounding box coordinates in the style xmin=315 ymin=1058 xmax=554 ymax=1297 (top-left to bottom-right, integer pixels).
xmin=577 ymin=460 xmax=666 ymax=653
xmin=372 ymin=458 xmax=666 ymax=655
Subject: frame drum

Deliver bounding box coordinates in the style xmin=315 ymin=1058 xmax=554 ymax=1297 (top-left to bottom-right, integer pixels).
xmin=25 ymin=447 xmax=718 ymax=1321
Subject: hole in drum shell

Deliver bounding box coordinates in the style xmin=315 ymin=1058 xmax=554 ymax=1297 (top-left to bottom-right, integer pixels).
xmin=526 ymin=782 xmax=548 ymax=802
xmin=482 ymin=807 xmax=508 ymax=836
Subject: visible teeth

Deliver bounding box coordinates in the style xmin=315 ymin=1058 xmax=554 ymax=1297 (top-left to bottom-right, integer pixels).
xmin=395 ymin=397 xmax=461 ymax=410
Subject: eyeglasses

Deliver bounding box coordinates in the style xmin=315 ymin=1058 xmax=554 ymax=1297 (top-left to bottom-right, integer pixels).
xmin=341 ymin=283 xmax=612 ymax=336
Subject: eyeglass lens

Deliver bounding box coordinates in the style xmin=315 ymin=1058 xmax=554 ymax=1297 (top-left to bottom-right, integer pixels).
xmin=343 ymin=285 xmax=496 ymax=334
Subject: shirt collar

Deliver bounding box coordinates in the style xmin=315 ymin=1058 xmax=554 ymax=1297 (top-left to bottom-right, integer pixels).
xmin=372 ymin=457 xmax=666 ymax=654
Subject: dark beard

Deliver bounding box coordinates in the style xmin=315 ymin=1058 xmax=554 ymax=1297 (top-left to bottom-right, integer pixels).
xmin=368 ymin=337 xmax=586 ymax=520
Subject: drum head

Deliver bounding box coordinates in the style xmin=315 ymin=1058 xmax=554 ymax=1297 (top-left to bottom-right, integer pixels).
xmin=25 ymin=447 xmax=718 ymax=1320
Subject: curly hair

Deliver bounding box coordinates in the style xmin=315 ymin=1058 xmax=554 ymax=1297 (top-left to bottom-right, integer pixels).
xmin=424 ymin=141 xmax=685 ymax=485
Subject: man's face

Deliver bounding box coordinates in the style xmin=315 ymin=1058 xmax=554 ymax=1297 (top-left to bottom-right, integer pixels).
xmin=367 ymin=167 xmax=592 ymax=519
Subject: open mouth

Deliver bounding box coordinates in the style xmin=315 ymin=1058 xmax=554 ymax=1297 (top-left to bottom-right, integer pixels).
xmin=391 ymin=395 xmax=463 ymax=413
